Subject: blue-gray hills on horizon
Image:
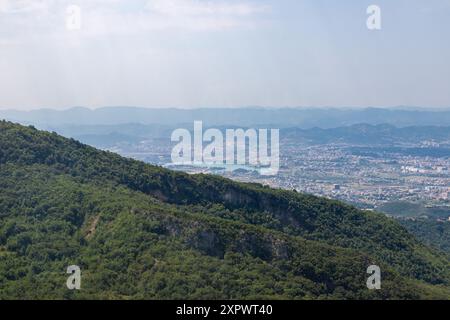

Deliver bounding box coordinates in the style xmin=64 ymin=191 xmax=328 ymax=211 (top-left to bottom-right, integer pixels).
xmin=2 ymin=106 xmax=450 ymax=128
xmin=2 ymin=107 xmax=450 ymax=151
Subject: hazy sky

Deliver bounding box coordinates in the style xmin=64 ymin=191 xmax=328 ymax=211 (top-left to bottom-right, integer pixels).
xmin=1 ymin=0 xmax=450 ymax=110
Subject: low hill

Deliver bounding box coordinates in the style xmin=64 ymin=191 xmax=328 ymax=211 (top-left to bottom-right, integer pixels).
xmin=399 ymin=219 xmax=450 ymax=255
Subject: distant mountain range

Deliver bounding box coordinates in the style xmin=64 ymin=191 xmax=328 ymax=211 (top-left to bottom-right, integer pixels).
xmin=24 ymin=122 xmax=450 ymax=150
xmin=1 ymin=107 xmax=450 ymax=128
xmin=283 ymin=124 xmax=450 ymax=145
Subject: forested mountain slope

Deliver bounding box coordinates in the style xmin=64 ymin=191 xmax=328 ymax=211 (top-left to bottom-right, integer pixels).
xmin=399 ymin=219 xmax=450 ymax=255
xmin=0 ymin=121 xmax=449 ymax=299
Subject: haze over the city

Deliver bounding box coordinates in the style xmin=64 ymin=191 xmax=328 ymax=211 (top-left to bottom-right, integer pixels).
xmin=1 ymin=0 xmax=450 ymax=110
